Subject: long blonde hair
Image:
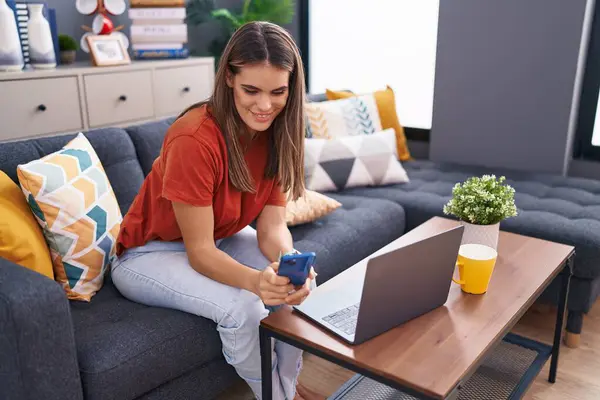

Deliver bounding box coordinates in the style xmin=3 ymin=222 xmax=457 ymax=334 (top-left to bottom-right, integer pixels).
xmin=180 ymin=21 xmax=306 ymax=201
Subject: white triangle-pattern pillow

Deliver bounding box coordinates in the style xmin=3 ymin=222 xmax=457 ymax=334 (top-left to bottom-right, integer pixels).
xmin=304 ymin=128 xmax=409 ymax=192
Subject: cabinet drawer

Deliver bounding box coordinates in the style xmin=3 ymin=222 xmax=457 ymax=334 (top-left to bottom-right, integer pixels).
xmin=153 ymin=65 xmax=213 ymax=117
xmin=84 ymin=70 xmax=154 ymax=127
xmin=0 ymin=77 xmax=83 ymax=141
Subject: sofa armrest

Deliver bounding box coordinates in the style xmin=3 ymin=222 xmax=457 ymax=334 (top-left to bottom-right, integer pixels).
xmin=0 ymin=257 xmax=83 ymax=400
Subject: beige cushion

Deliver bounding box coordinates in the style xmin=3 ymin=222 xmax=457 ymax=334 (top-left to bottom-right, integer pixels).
xmin=286 ymin=190 xmax=341 ymax=226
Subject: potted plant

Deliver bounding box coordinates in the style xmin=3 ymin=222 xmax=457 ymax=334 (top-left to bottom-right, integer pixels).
xmin=443 ymin=175 xmax=518 ymax=250
xmin=186 ymin=0 xmax=295 ymax=64
xmin=58 ymin=34 xmax=78 ymax=65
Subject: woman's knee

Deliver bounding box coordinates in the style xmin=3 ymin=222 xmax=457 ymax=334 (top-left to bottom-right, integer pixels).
xmin=220 ymin=290 xmax=269 ymax=331
xmin=111 ymin=260 xmax=160 ymax=307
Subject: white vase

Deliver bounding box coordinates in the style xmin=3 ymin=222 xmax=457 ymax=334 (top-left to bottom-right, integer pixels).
xmin=0 ymin=0 xmax=24 ymax=71
xmin=460 ymin=220 xmax=500 ymax=251
xmin=27 ymin=3 xmax=56 ymax=69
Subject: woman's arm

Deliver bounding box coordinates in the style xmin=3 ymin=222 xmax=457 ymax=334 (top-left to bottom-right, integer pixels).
xmin=256 ymin=205 xmax=295 ymax=263
xmin=172 ymin=201 xmax=293 ymax=305
xmin=256 ymin=205 xmax=315 ymax=305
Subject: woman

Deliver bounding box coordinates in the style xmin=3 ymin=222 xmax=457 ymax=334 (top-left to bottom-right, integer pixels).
xmin=112 ymin=21 xmax=317 ymax=400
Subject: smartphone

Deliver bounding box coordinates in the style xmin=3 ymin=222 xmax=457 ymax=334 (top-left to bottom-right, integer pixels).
xmin=278 ymin=252 xmax=316 ymax=286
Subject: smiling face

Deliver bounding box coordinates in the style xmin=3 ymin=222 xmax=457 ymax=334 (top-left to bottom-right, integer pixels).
xmin=227 ymin=62 xmax=290 ymax=134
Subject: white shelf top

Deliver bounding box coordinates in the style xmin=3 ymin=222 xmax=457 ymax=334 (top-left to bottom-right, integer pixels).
xmin=0 ymin=56 xmax=214 ymax=81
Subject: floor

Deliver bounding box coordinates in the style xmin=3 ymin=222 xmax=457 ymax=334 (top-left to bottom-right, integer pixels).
xmin=217 ymin=301 xmax=600 ymax=399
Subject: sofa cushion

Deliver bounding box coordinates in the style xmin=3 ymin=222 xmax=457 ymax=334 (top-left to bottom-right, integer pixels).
xmin=126 ymin=117 xmax=175 ymax=176
xmin=304 ymin=129 xmax=409 ymax=192
xmin=305 ymin=94 xmax=383 ymax=138
xmin=325 ymin=86 xmax=412 ymax=161
xmin=0 ymin=128 xmax=144 ymax=215
xmin=339 ymin=159 xmax=600 ymax=280
xmin=70 ymin=274 xmax=223 ymax=400
xmin=134 ymin=359 xmax=239 ymax=400
xmin=290 ymin=193 xmax=406 ymax=284
xmin=286 ymin=189 xmax=342 ymax=226
xmin=0 ymin=171 xmax=54 ymax=279
xmin=17 ymin=133 xmax=123 ymax=302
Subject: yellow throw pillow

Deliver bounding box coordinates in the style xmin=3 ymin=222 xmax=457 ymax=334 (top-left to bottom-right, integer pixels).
xmin=0 ymin=171 xmax=54 ymax=279
xmin=326 ymin=86 xmax=412 ymax=161
xmin=286 ymin=190 xmax=342 ymax=226
xmin=17 ymin=133 xmax=123 ymax=302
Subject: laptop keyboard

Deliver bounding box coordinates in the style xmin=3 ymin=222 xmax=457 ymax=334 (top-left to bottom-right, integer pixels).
xmin=322 ymin=303 xmax=360 ymax=335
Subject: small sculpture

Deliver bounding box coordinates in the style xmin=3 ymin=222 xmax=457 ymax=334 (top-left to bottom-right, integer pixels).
xmin=77 ymin=0 xmax=129 ymax=53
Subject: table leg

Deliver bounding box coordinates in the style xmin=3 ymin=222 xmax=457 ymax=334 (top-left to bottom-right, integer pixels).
xmin=260 ymin=326 xmax=273 ymax=400
xmin=445 ymin=385 xmax=460 ymax=400
xmin=548 ymin=255 xmax=572 ymax=383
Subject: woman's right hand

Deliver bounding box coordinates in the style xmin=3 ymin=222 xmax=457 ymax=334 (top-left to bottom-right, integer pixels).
xmin=254 ymin=262 xmax=295 ymax=306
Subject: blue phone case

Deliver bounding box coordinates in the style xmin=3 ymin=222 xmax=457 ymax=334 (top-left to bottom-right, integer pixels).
xmin=278 ymin=252 xmax=316 ymax=286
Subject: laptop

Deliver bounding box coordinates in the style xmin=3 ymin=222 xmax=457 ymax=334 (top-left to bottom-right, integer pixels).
xmin=293 ymin=225 xmax=464 ymax=345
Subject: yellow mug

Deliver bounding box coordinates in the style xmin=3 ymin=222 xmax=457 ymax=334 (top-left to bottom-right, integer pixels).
xmin=452 ymin=244 xmax=498 ymax=294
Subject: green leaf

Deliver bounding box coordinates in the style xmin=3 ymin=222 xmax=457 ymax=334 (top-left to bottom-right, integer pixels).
xmin=442 ymin=175 xmax=518 ymax=225
xmin=200 ymin=0 xmax=297 ymax=64
xmin=244 ymin=0 xmax=296 ymax=24
xmin=212 ymin=8 xmax=242 ymax=29
xmin=241 ymin=0 xmax=252 ymax=18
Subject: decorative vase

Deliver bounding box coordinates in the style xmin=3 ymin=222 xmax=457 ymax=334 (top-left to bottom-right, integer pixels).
xmin=27 ymin=3 xmax=56 ymax=69
xmin=0 ymin=0 xmax=24 ymax=72
xmin=460 ymin=220 xmax=500 ymax=251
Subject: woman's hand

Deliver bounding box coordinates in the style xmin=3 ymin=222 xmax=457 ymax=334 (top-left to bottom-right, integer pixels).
xmin=254 ymin=262 xmax=295 ymax=306
xmin=284 ymin=267 xmax=317 ymax=306
xmin=253 ymin=264 xmax=317 ymax=307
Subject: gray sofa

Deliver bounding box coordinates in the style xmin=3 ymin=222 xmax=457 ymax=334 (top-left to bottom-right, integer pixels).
xmin=2 ymin=102 xmax=600 ymax=400
xmin=0 ymin=117 xmax=405 ymax=400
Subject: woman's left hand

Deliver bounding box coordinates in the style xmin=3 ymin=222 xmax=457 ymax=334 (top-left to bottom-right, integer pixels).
xmin=285 ymin=267 xmax=317 ymax=306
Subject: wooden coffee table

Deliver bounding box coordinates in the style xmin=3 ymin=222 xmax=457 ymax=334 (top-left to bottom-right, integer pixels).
xmin=259 ymin=217 xmax=574 ymax=400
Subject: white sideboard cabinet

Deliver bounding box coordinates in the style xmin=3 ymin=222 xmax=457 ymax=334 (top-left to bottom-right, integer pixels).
xmin=0 ymin=57 xmax=215 ymax=142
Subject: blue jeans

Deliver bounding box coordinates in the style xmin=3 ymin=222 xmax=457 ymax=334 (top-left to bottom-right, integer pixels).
xmin=111 ymin=226 xmax=309 ymax=400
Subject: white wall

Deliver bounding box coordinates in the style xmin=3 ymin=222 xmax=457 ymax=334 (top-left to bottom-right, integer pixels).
xmin=308 ymin=0 xmax=440 ymax=130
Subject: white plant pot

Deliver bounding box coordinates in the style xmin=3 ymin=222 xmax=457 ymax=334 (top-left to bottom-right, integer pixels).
xmin=27 ymin=3 xmax=56 ymax=69
xmin=460 ymin=220 xmax=500 ymax=251
xmin=0 ymin=0 xmax=24 ymax=71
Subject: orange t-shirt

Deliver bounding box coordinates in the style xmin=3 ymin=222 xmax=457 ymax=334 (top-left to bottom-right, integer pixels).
xmin=116 ymin=105 xmax=287 ymax=254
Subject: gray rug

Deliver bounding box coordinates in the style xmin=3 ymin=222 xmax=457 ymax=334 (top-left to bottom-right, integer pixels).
xmin=328 ymin=334 xmax=551 ymax=400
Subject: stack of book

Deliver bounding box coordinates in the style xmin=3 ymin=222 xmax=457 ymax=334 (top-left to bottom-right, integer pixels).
xmin=129 ymin=0 xmax=189 ymax=60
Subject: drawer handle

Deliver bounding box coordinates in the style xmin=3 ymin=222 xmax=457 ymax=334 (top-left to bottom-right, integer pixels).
xmin=37 ymin=104 xmax=47 ymax=112
xmin=183 ymin=86 xmax=190 ymax=93
xmin=119 ymin=95 xmax=127 ymax=102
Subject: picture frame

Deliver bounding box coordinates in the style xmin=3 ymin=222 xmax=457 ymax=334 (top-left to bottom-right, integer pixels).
xmin=86 ymin=34 xmax=130 ymax=67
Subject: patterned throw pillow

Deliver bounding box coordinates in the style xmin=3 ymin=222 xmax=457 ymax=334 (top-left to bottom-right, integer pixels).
xmin=285 ymin=190 xmax=342 ymax=226
xmin=304 ymin=128 xmax=409 ymax=192
xmin=305 ymin=94 xmax=383 ymax=139
xmin=17 ymin=133 xmax=122 ymax=301
xmin=326 ymin=86 xmax=413 ymax=161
